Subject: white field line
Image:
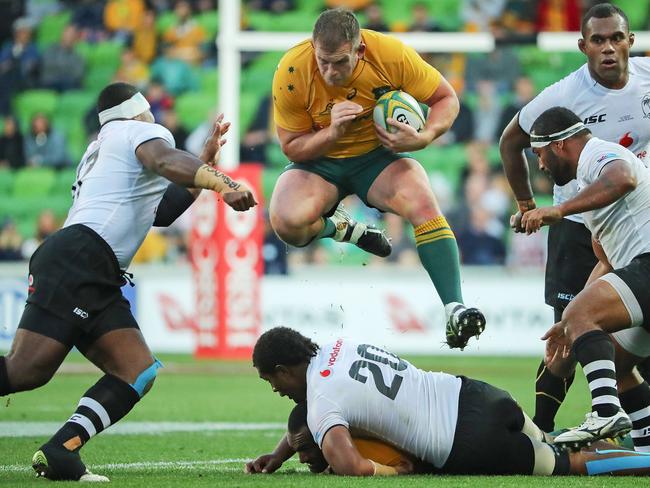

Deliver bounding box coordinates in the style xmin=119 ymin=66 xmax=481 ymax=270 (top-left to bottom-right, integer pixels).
xmin=0 ymin=421 xmax=285 ymax=437
xmin=0 ymin=457 xmax=300 ymax=474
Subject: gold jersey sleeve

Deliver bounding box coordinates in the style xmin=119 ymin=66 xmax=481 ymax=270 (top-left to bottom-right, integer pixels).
xmin=272 ymin=30 xmax=443 ymax=158
xmin=272 ymin=40 xmax=315 ymax=133
xmin=352 ymin=438 xmax=409 ymax=467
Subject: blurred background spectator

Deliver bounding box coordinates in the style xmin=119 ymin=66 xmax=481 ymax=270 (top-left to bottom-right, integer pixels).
xmin=24 ymin=112 xmax=70 ymax=168
xmin=104 ymin=0 xmax=145 ymax=43
xmin=71 ymin=0 xmax=109 ymax=43
xmin=0 ymin=17 xmax=40 ymax=114
xmin=0 ymin=115 xmax=25 ymax=169
xmin=161 ymin=109 xmax=189 ymax=150
xmin=40 ymin=24 xmax=85 ymax=91
xmin=115 ymin=47 xmax=150 ymax=89
xmin=0 ymin=218 xmax=23 ymax=261
xmin=21 ymin=209 xmax=59 ymax=259
xmin=363 ymin=3 xmax=389 ymax=32
xmin=409 ymin=2 xmax=443 ymax=32
xmin=132 ymin=8 xmax=158 ymax=64
xmin=162 ymin=0 xmax=206 ymax=65
xmin=150 ymin=47 xmax=198 ymax=95
xmin=240 ymin=95 xmax=272 ymax=164
xmin=144 ymin=80 xmax=175 ymax=121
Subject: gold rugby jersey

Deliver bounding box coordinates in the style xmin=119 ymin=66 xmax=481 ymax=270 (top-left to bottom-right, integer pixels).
xmin=272 ymin=29 xmax=441 ymax=158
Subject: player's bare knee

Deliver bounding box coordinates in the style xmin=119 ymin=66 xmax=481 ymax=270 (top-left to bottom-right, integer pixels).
xmin=271 ymin=209 xmax=320 ymax=242
xmin=561 ymin=307 xmax=595 ymax=342
xmin=387 ymin=191 xmax=433 ymax=221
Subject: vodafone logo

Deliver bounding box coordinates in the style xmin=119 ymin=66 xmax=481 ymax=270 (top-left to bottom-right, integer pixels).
xmin=619 ymin=131 xmax=634 ymax=148
xmin=320 ymin=369 xmax=331 ymax=377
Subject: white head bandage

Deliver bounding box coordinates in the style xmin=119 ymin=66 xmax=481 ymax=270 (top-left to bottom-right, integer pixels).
xmin=530 ymin=122 xmax=587 ymax=148
xmin=98 ymin=92 xmax=151 ymax=125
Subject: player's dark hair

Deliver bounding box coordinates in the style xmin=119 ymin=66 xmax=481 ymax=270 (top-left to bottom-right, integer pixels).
xmin=287 ymin=402 xmax=308 ymax=434
xmin=581 ymin=3 xmax=629 ymax=36
xmin=97 ymin=82 xmax=139 ymax=112
xmin=531 ymin=106 xmax=591 ymax=139
xmin=252 ymin=327 xmax=319 ymax=374
xmin=312 ymin=8 xmax=360 ymax=50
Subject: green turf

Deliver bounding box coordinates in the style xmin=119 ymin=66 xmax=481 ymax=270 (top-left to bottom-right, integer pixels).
xmin=0 ymin=354 xmax=626 ymax=486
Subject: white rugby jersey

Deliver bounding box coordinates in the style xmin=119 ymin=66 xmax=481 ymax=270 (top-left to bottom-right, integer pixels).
xmin=577 ymin=137 xmax=650 ymax=268
xmin=306 ymin=339 xmax=462 ymax=468
xmin=64 ymin=120 xmax=175 ymax=268
xmin=519 ymin=57 xmax=650 ymax=223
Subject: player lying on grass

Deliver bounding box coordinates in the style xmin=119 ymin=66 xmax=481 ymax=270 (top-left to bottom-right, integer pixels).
xmin=246 ymin=327 xmax=650 ymax=476
xmin=250 ymin=401 xmax=650 ymax=476
xmin=520 ymin=106 xmax=650 ymax=448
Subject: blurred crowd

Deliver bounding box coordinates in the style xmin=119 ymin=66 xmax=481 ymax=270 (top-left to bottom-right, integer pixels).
xmin=0 ymin=0 xmax=637 ymax=272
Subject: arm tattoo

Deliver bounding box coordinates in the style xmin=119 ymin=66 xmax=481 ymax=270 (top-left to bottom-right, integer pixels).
xmin=204 ymin=166 xmax=241 ymax=191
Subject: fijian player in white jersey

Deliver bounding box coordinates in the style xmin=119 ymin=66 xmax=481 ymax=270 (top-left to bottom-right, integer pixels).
xmin=246 ymin=327 xmax=650 ymax=476
xmin=499 ymin=2 xmax=650 ymax=434
xmin=521 ymin=106 xmax=650 ymax=448
xmin=0 ymin=82 xmax=256 ymax=481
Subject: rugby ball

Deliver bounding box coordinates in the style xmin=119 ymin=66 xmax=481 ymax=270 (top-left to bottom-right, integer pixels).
xmin=373 ymin=90 xmax=426 ymax=133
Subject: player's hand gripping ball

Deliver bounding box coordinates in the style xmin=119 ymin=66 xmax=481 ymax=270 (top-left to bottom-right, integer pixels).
xmin=373 ymin=90 xmax=426 ymax=134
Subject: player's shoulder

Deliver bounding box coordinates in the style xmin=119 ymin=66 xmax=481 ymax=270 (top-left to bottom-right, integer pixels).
xmin=629 ymin=56 xmax=650 ymax=74
xmin=519 ymin=66 xmax=588 ymax=133
xmin=535 ymin=64 xmax=588 ymax=101
xmin=362 ymin=29 xmax=405 ymax=62
xmin=581 ymin=137 xmax=629 ymax=165
xmin=109 ymin=120 xmax=175 ymax=148
xmin=276 ymin=39 xmax=314 ymax=78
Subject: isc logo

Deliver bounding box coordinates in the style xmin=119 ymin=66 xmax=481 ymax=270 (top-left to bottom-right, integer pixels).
xmin=73 ymin=307 xmax=89 ymax=319
xmin=584 ymin=114 xmax=607 ymax=124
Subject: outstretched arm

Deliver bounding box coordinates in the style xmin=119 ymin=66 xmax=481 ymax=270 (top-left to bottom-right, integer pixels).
xmin=520 ymin=160 xmax=636 ymax=234
xmin=136 ymin=118 xmax=256 ymax=211
xmin=245 ymin=433 xmax=295 ymax=474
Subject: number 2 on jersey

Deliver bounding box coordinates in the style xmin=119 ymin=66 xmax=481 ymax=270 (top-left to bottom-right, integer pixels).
xmin=72 ymin=146 xmax=99 ymax=200
xmin=348 ymin=344 xmax=407 ymax=400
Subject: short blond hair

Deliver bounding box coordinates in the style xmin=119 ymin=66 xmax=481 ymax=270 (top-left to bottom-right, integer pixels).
xmin=312 ymin=8 xmax=360 ymax=51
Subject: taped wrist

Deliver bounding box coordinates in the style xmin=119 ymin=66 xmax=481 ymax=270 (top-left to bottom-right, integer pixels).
xmin=370 ymin=460 xmax=398 ymax=476
xmin=193 ymin=164 xmax=241 ymax=194
xmin=517 ymin=199 xmax=536 ymax=212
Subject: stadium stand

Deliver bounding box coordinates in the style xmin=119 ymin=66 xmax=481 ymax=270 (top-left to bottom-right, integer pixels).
xmin=2 ymin=0 xmax=631 ymax=267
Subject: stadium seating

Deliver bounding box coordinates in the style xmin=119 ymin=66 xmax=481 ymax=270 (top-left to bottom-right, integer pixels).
xmin=3 ymin=2 xmax=588 ymax=254
xmin=12 ymin=167 xmax=57 ymax=198
xmin=0 ymin=168 xmax=14 ymax=196
xmin=36 ymin=11 xmax=72 ymax=48
xmin=12 ymin=90 xmax=59 ymax=131
xmin=176 ymin=92 xmax=215 ymax=130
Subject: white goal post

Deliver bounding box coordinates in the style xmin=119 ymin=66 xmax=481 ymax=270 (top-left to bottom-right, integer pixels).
xmin=217 ymin=0 xmax=650 ymax=169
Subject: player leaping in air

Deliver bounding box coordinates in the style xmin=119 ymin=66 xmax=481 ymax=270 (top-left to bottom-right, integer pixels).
xmin=269 ymin=8 xmax=484 ymax=349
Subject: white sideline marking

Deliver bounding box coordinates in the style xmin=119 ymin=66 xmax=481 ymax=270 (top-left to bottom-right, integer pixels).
xmin=0 ymin=457 xmax=300 ymax=474
xmin=0 ymin=421 xmax=285 ymax=438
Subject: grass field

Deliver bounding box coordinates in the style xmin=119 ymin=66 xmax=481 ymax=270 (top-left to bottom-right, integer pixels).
xmin=0 ymin=353 xmax=636 ymax=486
